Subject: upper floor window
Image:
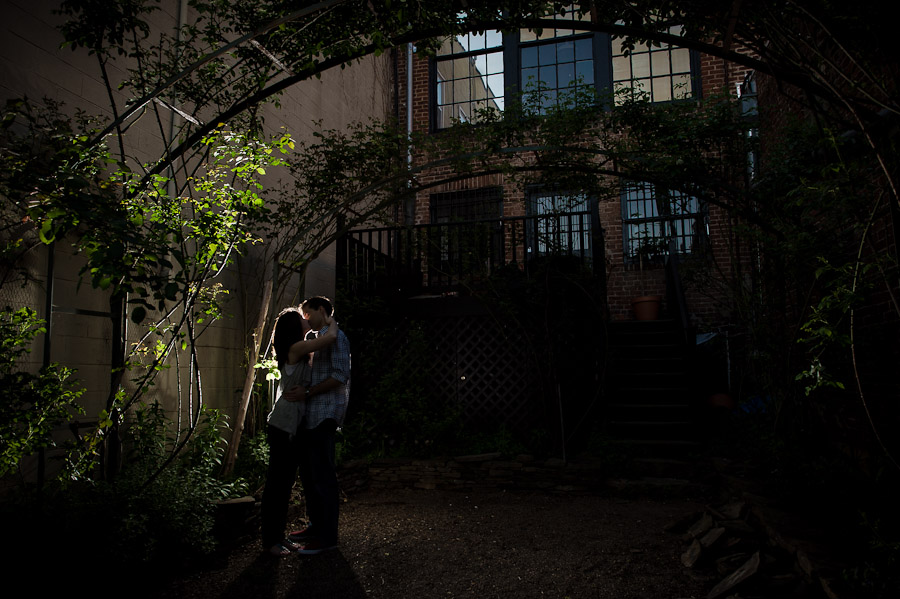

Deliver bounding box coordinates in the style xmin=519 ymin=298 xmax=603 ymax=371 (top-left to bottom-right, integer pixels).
xmin=430 ymin=10 xmax=699 ymax=129
xmin=521 ymin=35 xmax=595 ymax=112
xmin=622 ymin=181 xmax=704 ymax=260
xmin=434 ymin=30 xmax=505 ymax=129
xmin=612 ymin=25 xmax=697 ymax=104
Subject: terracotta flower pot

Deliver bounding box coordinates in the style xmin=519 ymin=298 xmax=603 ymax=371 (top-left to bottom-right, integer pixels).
xmin=631 ymin=295 xmax=662 ymax=321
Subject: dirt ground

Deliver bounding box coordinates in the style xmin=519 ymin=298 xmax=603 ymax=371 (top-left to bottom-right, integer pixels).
xmin=160 ymin=487 xmax=711 ymax=599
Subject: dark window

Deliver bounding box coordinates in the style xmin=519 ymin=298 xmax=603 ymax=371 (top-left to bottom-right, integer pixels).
xmin=528 ymin=188 xmax=592 ymax=257
xmin=429 ymin=187 xmax=503 ymax=279
xmin=622 ymin=181 xmax=704 ymax=260
xmin=431 ymin=187 xmax=503 ymax=223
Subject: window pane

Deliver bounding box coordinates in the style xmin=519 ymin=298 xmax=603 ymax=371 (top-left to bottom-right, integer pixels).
xmin=439 ymin=106 xmax=453 ymax=128
xmin=576 ymin=60 xmax=593 ymax=85
xmin=522 ymin=46 xmax=538 ymax=68
xmin=652 ymin=77 xmax=672 ymax=102
xmin=474 ymin=54 xmax=487 ymax=75
xmin=557 ymin=40 xmax=575 ymax=63
xmin=559 ymin=62 xmax=575 ymax=86
xmin=486 ymin=74 xmax=504 ymax=102
xmin=486 ymin=29 xmax=502 ymax=48
xmin=486 ymin=52 xmax=504 ymax=75
xmin=539 ymin=65 xmax=557 ymax=88
xmin=651 ymin=51 xmax=671 ymax=76
xmin=631 ymin=53 xmax=650 ymax=79
xmin=438 ymin=80 xmax=453 ymax=105
xmin=469 ymin=32 xmax=486 ymax=51
xmin=542 ymin=89 xmax=557 ymax=109
xmin=575 ymin=38 xmax=592 ymax=60
xmin=672 ymin=73 xmax=692 ymax=98
xmin=523 ymin=67 xmax=539 ymax=88
xmin=613 ymin=55 xmax=631 ymax=80
xmin=451 ymin=57 xmax=469 ymax=78
xmin=539 ymin=43 xmax=556 ymax=65
xmin=671 ymin=48 xmax=691 ymax=73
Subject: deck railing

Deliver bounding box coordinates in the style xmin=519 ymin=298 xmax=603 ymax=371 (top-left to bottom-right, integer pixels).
xmin=337 ymin=210 xmax=603 ymax=296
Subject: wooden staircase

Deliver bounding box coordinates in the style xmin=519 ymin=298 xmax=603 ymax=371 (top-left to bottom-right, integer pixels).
xmin=605 ymin=318 xmax=702 ymax=457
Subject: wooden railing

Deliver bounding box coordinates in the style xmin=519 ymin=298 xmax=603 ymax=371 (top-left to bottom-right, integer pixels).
xmin=337 ymin=210 xmax=604 ymax=297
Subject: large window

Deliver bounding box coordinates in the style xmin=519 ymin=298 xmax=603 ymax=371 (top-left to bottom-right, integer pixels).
xmin=429 ymin=187 xmax=503 ymax=272
xmin=431 ymin=9 xmax=699 ymax=129
xmin=529 ymin=188 xmax=593 ymax=257
xmin=519 ymin=6 xmax=595 ymax=113
xmin=434 ymin=31 xmax=505 ymax=129
xmin=611 ymin=25 xmax=697 ymax=104
xmin=622 ymin=181 xmax=704 ymax=259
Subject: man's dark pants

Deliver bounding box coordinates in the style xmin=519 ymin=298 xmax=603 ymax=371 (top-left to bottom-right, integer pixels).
xmin=296 ymin=419 xmax=339 ymax=545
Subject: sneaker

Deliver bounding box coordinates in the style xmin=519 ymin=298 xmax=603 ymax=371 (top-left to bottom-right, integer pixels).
xmin=288 ymin=526 xmax=316 ymax=542
xmin=267 ymin=539 xmax=301 ymax=557
xmin=296 ymin=539 xmax=337 ymax=555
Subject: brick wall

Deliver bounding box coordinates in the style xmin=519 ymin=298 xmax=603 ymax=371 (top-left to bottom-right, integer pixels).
xmin=402 ymin=45 xmax=754 ymax=327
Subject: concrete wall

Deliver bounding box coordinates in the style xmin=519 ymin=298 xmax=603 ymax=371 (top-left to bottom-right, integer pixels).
xmin=0 ymin=0 xmax=393 ymax=448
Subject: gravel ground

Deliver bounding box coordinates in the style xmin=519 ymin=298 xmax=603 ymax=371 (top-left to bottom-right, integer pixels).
xmin=162 ymin=487 xmax=709 ymax=599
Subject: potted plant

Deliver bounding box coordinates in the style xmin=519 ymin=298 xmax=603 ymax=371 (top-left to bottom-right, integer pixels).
xmin=631 ymin=231 xmax=668 ymax=320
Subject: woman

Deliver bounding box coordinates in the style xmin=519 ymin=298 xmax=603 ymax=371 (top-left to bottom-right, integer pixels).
xmin=261 ymin=307 xmax=338 ymax=556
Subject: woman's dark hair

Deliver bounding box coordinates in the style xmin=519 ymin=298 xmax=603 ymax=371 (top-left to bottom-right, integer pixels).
xmin=272 ymin=308 xmax=308 ymax=370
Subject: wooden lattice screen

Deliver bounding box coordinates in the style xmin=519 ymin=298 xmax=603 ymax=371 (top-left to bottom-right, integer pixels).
xmin=415 ymin=311 xmax=543 ymax=433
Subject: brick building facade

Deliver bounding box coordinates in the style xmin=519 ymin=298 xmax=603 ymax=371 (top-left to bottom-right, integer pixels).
xmin=390 ymin=27 xmax=754 ymax=327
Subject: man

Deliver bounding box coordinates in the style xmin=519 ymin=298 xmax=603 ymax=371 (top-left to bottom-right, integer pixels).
xmin=289 ymin=295 xmax=350 ymax=555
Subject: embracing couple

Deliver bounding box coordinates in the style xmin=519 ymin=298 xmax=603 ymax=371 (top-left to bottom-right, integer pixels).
xmin=261 ymin=296 xmax=351 ymax=557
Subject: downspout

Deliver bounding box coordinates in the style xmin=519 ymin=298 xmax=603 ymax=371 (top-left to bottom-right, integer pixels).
xmin=405 ymin=42 xmax=414 ymax=225
xmin=169 ymin=0 xmax=188 ymax=433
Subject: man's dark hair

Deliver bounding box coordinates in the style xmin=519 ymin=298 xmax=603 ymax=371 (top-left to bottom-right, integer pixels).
xmin=301 ymin=295 xmax=334 ymax=317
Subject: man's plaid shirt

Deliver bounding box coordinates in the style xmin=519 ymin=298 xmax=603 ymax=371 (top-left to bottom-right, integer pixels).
xmin=302 ymin=324 xmax=350 ymax=429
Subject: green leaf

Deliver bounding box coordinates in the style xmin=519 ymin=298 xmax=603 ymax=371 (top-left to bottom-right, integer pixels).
xmin=38 ymin=220 xmax=55 ymax=244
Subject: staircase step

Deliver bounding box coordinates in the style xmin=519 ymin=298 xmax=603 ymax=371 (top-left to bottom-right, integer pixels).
xmin=607 ymin=420 xmax=697 ymax=441
xmin=610 ymin=355 xmax=689 ymax=370
xmin=609 ymin=438 xmax=704 ymax=458
xmin=611 ymin=373 xmax=689 ymax=388
xmin=605 ymin=318 xmax=700 ymax=454
xmin=607 ymin=403 xmax=693 ymax=420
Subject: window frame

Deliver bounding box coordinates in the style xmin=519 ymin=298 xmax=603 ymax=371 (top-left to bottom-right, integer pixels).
xmin=429 ymin=21 xmax=699 ymax=131
xmin=621 ymin=181 xmax=706 ymax=263
xmin=526 ymin=185 xmax=595 ymax=259
xmin=610 ymin=26 xmax=703 ymax=105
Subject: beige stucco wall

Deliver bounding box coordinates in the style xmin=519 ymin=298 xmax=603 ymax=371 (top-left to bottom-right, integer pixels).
xmin=1 ymin=0 xmax=392 ymax=456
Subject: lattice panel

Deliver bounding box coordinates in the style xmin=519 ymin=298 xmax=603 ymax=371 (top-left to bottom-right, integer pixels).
xmin=417 ymin=314 xmax=542 ymax=433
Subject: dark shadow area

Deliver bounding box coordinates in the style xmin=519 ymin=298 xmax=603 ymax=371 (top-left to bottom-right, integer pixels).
xmin=183 ymin=549 xmax=367 ymax=599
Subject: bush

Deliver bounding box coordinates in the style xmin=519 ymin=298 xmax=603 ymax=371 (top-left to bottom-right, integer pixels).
xmin=0 ymin=307 xmax=84 ymax=477
xmin=10 ymin=402 xmax=251 ymax=579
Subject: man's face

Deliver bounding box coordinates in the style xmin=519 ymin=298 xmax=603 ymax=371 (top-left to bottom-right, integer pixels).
xmin=303 ymin=306 xmax=326 ymax=331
